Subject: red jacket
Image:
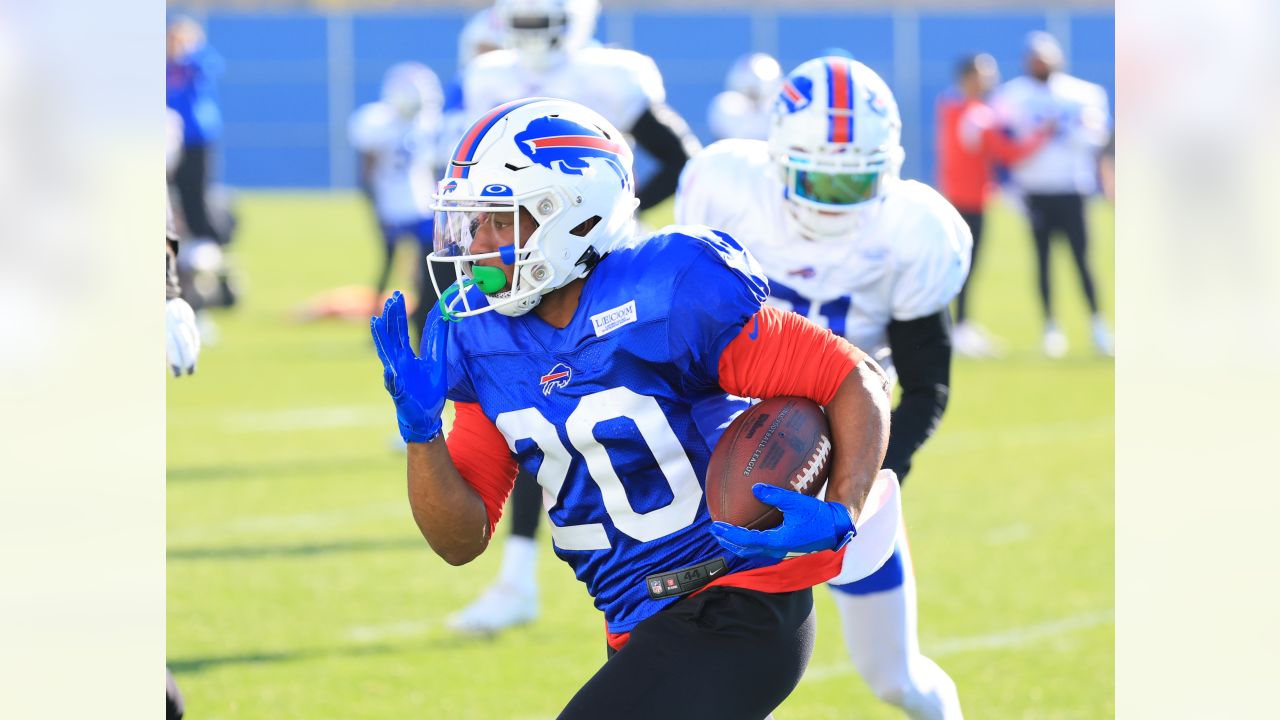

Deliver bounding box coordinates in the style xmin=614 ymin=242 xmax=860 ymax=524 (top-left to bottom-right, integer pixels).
xmin=936 ymin=93 xmax=1048 ymax=212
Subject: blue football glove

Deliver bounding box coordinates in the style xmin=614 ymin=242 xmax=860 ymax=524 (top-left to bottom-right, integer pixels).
xmin=370 ymin=291 xmax=448 ymax=444
xmin=709 ymin=484 xmax=856 ymax=560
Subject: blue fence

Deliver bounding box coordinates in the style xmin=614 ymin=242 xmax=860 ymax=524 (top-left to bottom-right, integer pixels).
xmin=200 ymin=9 xmax=1113 ymax=189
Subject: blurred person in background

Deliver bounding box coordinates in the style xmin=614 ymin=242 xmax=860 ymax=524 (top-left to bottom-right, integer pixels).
xmin=707 ymin=52 xmax=782 ymax=141
xmin=167 ymin=198 xmax=201 ymax=377
xmin=992 ymin=32 xmax=1113 ymax=358
xmin=677 ymin=57 xmax=966 ymax=720
xmin=446 ymin=0 xmax=702 ymax=636
xmin=438 ymin=8 xmax=506 ymax=163
xmin=349 ymin=62 xmax=449 ymax=339
xmin=166 ymin=15 xmax=225 ymax=251
xmin=167 ymin=14 xmax=239 ymax=341
xmin=1098 ymin=131 xmax=1115 ymax=203
xmin=936 ymin=53 xmax=1052 ymax=358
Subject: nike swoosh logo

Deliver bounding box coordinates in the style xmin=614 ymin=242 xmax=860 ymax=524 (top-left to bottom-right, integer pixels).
xmin=748 ymin=316 xmax=759 ymax=340
xmin=708 ymin=567 xmax=723 ymax=577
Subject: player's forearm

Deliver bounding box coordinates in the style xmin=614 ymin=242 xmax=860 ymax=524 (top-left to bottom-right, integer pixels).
xmin=823 ymin=361 xmax=891 ymax=518
xmin=407 ymin=438 xmax=492 ymax=565
xmin=632 ymin=103 xmax=700 ymax=210
xmin=884 ymin=311 xmax=953 ymax=481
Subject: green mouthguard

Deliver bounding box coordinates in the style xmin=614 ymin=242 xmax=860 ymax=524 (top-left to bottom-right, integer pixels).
xmin=471 ymin=266 xmax=509 ymax=295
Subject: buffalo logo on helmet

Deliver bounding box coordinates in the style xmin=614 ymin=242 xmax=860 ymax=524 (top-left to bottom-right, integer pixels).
xmin=514 ymin=116 xmax=632 ymax=190
xmin=539 ymin=362 xmax=573 ymax=396
xmin=776 ymin=76 xmax=814 ymax=114
xmin=865 ymin=87 xmax=889 ymax=117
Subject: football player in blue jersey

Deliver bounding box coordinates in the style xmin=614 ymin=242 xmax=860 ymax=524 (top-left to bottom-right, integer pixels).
xmin=371 ymin=97 xmax=895 ymax=718
xmin=445 ymin=0 xmax=704 ymax=633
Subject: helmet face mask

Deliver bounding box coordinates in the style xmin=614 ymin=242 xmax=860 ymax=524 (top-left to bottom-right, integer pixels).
xmin=768 ymin=57 xmax=904 ymax=241
xmin=495 ymin=0 xmax=599 ymax=70
xmin=430 ymin=98 xmax=638 ymax=320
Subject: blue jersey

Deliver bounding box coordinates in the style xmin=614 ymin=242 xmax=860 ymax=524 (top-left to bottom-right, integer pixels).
xmin=166 ymin=46 xmax=224 ymax=146
xmin=446 ymin=227 xmax=776 ymax=632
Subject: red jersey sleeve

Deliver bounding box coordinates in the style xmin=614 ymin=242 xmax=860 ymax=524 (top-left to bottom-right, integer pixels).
xmin=717 ymin=305 xmax=868 ymax=406
xmin=446 ymin=401 xmax=519 ymax=538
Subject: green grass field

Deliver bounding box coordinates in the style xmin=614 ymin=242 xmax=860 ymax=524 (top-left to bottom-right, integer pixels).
xmin=168 ymin=193 xmax=1113 ymax=718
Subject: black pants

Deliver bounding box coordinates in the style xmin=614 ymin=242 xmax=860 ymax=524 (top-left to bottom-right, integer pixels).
xmin=507 ymin=468 xmax=542 ymax=539
xmin=172 ymin=143 xmax=223 ymax=243
xmin=1025 ymin=193 xmax=1100 ymax=320
xmin=559 ymin=587 xmax=816 ymax=720
xmin=955 ymin=210 xmax=985 ymax=323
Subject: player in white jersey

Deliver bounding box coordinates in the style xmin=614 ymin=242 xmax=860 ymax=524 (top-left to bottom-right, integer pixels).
xmin=991 ymin=31 xmax=1113 ymax=358
xmin=455 ymin=0 xmax=699 ymax=211
xmin=446 ymin=0 xmax=702 ymax=635
xmin=349 ymin=62 xmax=446 ymax=335
xmin=707 ymin=52 xmax=782 ymax=141
xmin=677 ymin=57 xmax=967 ymax=720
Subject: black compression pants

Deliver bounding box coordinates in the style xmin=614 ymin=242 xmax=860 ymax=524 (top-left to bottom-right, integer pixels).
xmin=559 ymin=587 xmax=815 ymax=720
xmin=172 ymin=143 xmax=223 ymax=243
xmin=508 ymin=468 xmax=542 ymax=539
xmin=1025 ymin=193 xmax=1100 ymax=319
xmin=955 ymin=210 xmax=985 ymax=323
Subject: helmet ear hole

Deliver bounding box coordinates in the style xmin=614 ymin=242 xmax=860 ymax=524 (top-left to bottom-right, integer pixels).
xmin=569 ymin=215 xmax=601 ymax=237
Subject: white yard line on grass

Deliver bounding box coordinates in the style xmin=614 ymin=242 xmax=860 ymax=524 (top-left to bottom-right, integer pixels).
xmin=801 ymin=609 xmax=1114 ymax=683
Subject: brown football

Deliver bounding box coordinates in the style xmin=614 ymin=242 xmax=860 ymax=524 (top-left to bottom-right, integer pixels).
xmin=705 ymin=396 xmax=833 ymax=530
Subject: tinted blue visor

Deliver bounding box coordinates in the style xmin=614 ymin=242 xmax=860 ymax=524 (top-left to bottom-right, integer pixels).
xmin=792 ymin=169 xmax=881 ymax=206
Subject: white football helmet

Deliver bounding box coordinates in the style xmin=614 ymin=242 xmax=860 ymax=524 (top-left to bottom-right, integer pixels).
xmin=726 ymin=53 xmax=782 ymax=104
xmin=494 ymin=0 xmax=599 ymax=70
xmin=430 ymin=98 xmax=639 ymax=319
xmin=381 ymin=62 xmax=443 ymax=119
xmin=768 ymin=57 xmax=904 ymax=240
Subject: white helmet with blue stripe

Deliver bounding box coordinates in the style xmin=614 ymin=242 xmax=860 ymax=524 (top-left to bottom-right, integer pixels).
xmin=768 ymin=57 xmax=903 ymax=240
xmin=430 ymin=97 xmax=638 ymax=319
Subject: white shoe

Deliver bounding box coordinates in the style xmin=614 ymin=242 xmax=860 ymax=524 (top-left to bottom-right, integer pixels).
xmin=952 ymin=321 xmax=1004 ymax=358
xmin=446 ymin=582 xmax=538 ymax=635
xmin=1042 ymin=322 xmax=1068 ymax=359
xmin=1091 ymin=317 xmax=1115 ymax=357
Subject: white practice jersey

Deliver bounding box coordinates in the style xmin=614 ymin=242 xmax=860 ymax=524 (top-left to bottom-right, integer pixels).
xmin=348 ymin=102 xmax=441 ymax=224
xmin=991 ymin=74 xmax=1111 ymax=195
xmin=457 ymin=46 xmax=664 ymax=146
xmin=707 ymin=90 xmax=771 ymax=141
xmin=675 ymin=139 xmax=971 ymax=368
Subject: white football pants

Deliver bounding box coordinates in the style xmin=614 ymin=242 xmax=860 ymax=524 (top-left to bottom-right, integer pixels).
xmin=830 ymin=525 xmax=964 ymax=720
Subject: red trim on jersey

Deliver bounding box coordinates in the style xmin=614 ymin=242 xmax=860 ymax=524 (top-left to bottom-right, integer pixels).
xmin=446 ymin=401 xmax=519 ymax=538
xmin=717 ymin=305 xmax=866 ymax=406
xmin=606 ymin=628 xmax=631 ymax=652
xmin=697 ymin=548 xmax=845 ymax=596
